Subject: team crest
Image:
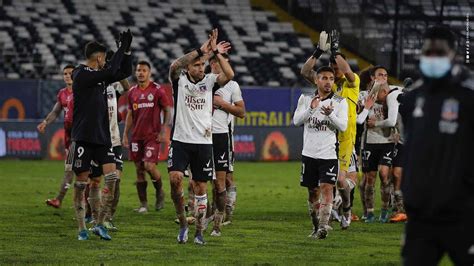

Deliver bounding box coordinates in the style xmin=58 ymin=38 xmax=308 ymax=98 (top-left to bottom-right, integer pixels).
xmin=440 ymin=98 xmax=459 ymax=121
xmin=198 ymin=84 xmax=207 ymax=92
xmin=147 ymin=93 xmax=154 ymax=101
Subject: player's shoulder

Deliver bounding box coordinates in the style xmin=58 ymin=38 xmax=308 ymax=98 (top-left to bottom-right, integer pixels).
xmin=129 ymin=84 xmax=139 ymax=94
xmin=331 ymin=93 xmax=345 ymax=103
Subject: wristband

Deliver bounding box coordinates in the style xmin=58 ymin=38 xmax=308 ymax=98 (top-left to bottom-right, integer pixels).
xmin=312 ymin=47 xmax=323 ymax=59
xmin=213 ymin=49 xmax=219 ymax=55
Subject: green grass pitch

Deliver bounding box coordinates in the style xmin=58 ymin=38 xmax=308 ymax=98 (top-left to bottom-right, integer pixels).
xmin=0 ymin=159 xmax=447 ymax=265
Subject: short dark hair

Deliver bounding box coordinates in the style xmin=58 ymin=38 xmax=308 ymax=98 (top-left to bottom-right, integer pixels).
xmin=209 ymin=53 xmax=230 ymax=63
xmin=370 ymin=65 xmax=388 ymax=76
xmin=137 ymin=60 xmax=151 ymax=69
xmin=316 ymin=66 xmax=335 ymax=75
xmin=329 ymin=52 xmax=346 ymax=64
xmin=84 ymin=41 xmax=107 ymax=59
xmin=63 ymin=64 xmax=75 ymax=71
xmin=423 ymin=25 xmax=457 ymax=49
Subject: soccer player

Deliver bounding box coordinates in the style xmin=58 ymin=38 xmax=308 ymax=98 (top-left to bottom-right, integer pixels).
xmin=399 ymin=25 xmax=474 ymax=265
xmin=70 ymin=30 xmax=132 ymax=241
xmin=301 ymin=30 xmax=359 ymax=229
xmin=209 ymin=53 xmax=246 ymax=235
xmin=38 ymin=64 xmax=75 ymax=208
xmin=294 ymin=66 xmax=348 ymax=239
xmin=168 ymin=29 xmax=233 ymax=245
xmin=223 ymin=115 xmax=237 ymax=225
xmin=88 ymin=73 xmax=130 ymax=231
xmin=371 ymin=82 xmax=407 ymax=223
xmin=122 ymin=60 xmax=171 ymax=213
xmin=357 ymin=67 xmax=395 ymax=223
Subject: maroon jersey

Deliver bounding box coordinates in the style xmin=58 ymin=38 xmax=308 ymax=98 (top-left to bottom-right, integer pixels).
xmin=128 ymin=82 xmax=170 ymax=140
xmin=57 ymin=87 xmax=73 ymax=127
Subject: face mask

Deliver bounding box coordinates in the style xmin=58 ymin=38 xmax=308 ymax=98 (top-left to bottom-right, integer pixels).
xmin=419 ymin=56 xmax=452 ymax=78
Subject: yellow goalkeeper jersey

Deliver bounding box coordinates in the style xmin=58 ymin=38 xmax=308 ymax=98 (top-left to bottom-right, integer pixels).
xmin=332 ymin=73 xmax=360 ymax=142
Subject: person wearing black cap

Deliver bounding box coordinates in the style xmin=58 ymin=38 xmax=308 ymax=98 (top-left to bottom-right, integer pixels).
xmin=70 ymin=30 xmax=133 ymax=241
xmin=399 ymin=25 xmax=474 ymax=265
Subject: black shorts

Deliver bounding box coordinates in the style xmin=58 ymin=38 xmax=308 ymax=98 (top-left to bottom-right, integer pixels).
xmin=89 ymin=146 xmax=123 ymax=178
xmin=392 ymin=143 xmax=404 ymax=168
xmin=300 ymin=155 xmax=338 ymax=188
xmin=213 ymin=133 xmax=231 ymax=172
xmin=362 ymin=143 xmax=394 ymax=172
xmin=167 ymin=141 xmax=213 ymax=182
xmin=71 ymin=141 xmax=116 ymax=175
xmin=402 ymin=219 xmax=474 ymax=265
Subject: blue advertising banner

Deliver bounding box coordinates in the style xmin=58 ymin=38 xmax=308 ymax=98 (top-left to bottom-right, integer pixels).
xmin=0 ymin=80 xmax=40 ymax=120
xmin=236 ymin=87 xmax=304 ymax=127
xmin=0 ymin=121 xmax=305 ymax=162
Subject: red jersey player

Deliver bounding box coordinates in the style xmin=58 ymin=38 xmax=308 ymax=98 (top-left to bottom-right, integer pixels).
xmin=37 ymin=64 xmax=75 ymax=208
xmin=123 ymin=60 xmax=171 ymax=213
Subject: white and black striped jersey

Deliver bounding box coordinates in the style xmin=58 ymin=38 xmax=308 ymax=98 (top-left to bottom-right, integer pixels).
xmin=171 ymin=72 xmax=219 ymax=144
xmin=293 ymin=92 xmax=348 ymax=160
xmin=212 ymin=80 xmax=243 ymax=134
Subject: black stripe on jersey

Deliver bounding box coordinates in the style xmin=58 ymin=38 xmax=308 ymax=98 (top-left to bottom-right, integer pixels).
xmin=170 ymin=78 xmax=179 ymax=141
xmin=212 ymin=83 xmax=220 ymax=94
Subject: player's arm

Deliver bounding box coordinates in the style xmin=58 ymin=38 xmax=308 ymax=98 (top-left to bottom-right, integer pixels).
xmin=122 ymin=110 xmax=132 ymax=147
xmin=293 ymin=95 xmax=318 ymax=126
xmin=329 ymin=30 xmax=356 ymax=86
xmin=334 ymin=54 xmax=356 ymax=85
xmin=356 ymin=94 xmax=375 ymax=124
xmin=159 ymin=106 xmax=172 ymax=142
xmin=213 ymin=97 xmax=246 ymax=119
xmin=300 ymin=56 xmax=317 ymax=85
xmin=375 ymin=93 xmax=400 ymax=128
xmin=301 ymin=31 xmax=330 ymax=85
xmin=324 ymin=99 xmax=348 ymax=131
xmin=37 ymin=101 xmax=62 ymax=133
xmin=77 ymin=30 xmax=132 ymax=86
xmin=169 ymin=37 xmax=211 ymax=82
xmin=119 ymin=79 xmax=130 ymax=92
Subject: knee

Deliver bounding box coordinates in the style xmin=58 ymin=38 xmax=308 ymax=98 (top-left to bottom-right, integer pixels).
xmin=169 ymin=172 xmax=183 ymax=187
xmin=89 ymin=178 xmax=101 ymax=187
xmin=144 ymin=162 xmax=155 ymax=173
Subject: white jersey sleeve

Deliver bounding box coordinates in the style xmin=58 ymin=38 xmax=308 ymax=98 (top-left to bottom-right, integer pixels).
xmin=293 ymin=94 xmax=315 ymax=127
xmin=375 ymin=87 xmax=402 ymax=128
xmin=328 ymin=98 xmax=348 ymax=131
xmin=212 ymin=80 xmax=242 ymax=133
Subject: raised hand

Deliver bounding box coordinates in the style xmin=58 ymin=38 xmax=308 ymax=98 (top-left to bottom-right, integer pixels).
xmin=121 ymin=29 xmax=133 ymax=52
xmin=312 ymin=31 xmax=330 ymax=58
xmin=216 ymin=41 xmax=231 ymax=54
xmin=364 ymin=94 xmax=376 ymax=109
xmin=330 ymin=29 xmax=340 ymax=56
xmin=209 ymin=28 xmax=218 ymax=51
xmin=310 ymin=96 xmax=320 ymax=109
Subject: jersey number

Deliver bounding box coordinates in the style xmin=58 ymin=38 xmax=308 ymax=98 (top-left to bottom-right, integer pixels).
xmin=77 ymin=147 xmax=84 ymax=158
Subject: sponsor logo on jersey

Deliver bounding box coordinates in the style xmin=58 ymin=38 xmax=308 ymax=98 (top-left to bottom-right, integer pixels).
xmin=147 ymin=93 xmax=154 ymax=101
xmin=308 ymin=117 xmax=331 ymax=131
xmin=132 ymin=102 xmax=155 ymax=110
xmin=184 ymin=95 xmax=206 ymax=111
